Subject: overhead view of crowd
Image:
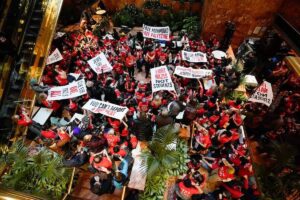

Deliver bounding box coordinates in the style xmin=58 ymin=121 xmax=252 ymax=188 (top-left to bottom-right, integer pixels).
xmin=11 ymin=13 xmax=264 ymax=200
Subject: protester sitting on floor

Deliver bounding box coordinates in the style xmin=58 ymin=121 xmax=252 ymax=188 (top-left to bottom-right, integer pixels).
xmin=89 ymin=149 xmax=112 ymax=174
xmin=90 ymin=174 xmax=114 ymax=195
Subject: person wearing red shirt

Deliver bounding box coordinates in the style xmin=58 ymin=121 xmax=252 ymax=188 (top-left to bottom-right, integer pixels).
xmin=104 ymin=129 xmax=121 ymax=147
xmin=135 ymin=89 xmax=145 ymax=104
xmin=176 ymin=176 xmax=203 ymax=200
xmin=109 ymin=145 xmax=127 ymax=158
xmin=145 ymin=49 xmax=156 ymax=78
xmin=113 ymin=61 xmax=124 ymax=77
xmin=89 ymin=150 xmax=112 ymax=174
xmin=138 ymin=98 xmax=149 ymax=113
xmin=217 ymin=130 xmax=232 ymax=146
xmin=125 ymin=52 xmax=136 ymax=77
xmin=159 ymin=51 xmax=168 ymax=65
xmin=41 ymin=129 xmax=57 ymax=139
xmin=125 ymin=78 xmax=135 ymax=94
xmin=130 ymin=134 xmax=138 ymax=149
xmin=39 ymin=93 xmax=61 ymax=111
xmin=12 ymin=106 xmax=32 ymax=127
xmin=135 ymin=48 xmax=143 ymax=72
xmin=54 ymin=66 xmax=68 ymax=86
xmin=209 ymin=158 xmax=235 ymax=183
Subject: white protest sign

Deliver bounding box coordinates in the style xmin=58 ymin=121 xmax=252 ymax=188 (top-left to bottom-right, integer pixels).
xmin=47 ymin=79 xmax=87 ymax=101
xmin=203 ymin=78 xmax=216 ymax=90
xmin=69 ymin=73 xmax=81 ymax=80
xmin=54 ymin=32 xmax=66 ymax=39
xmin=174 ymin=66 xmax=212 ymax=79
xmin=87 ymin=52 xmax=113 ymax=74
xmin=151 ymin=66 xmax=175 ymax=93
xmin=143 ymin=24 xmax=170 ymax=41
xmin=69 ymin=113 xmax=85 ymax=123
xmin=46 ymin=48 xmax=63 ymax=65
xmin=82 ymin=99 xmax=128 ymax=120
xmin=245 ymin=75 xmax=258 ymax=87
xmin=182 ymin=50 xmax=208 ymax=63
xmin=248 ymin=81 xmax=273 ymax=106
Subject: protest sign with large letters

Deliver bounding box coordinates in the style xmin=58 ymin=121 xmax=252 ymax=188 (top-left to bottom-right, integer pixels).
xmin=47 ymin=79 xmax=87 ymax=101
xmin=83 ymin=99 xmax=128 ymax=120
xmin=87 ymin=52 xmax=113 ymax=74
xmin=46 ymin=48 xmax=63 ymax=65
xmin=174 ymin=66 xmax=212 ymax=79
xmin=182 ymin=50 xmax=208 ymax=63
xmin=151 ymin=66 xmax=175 ymax=93
xmin=143 ymin=25 xmax=170 ymax=41
xmin=248 ymin=81 xmax=273 ymax=106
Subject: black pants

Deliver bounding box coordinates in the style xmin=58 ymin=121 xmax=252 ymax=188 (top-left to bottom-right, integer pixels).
xmin=145 ymin=62 xmax=154 ymax=78
xmin=128 ymin=67 xmax=134 ymax=77
xmin=137 ymin=59 xmax=143 ymax=72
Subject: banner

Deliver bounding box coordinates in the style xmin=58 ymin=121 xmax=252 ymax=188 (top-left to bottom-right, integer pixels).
xmin=46 ymin=48 xmax=63 ymax=65
xmin=151 ymin=66 xmax=175 ymax=93
xmin=248 ymin=81 xmax=273 ymax=106
xmin=182 ymin=50 xmax=207 ymax=63
xmin=174 ymin=66 xmax=212 ymax=79
xmin=142 ymin=25 xmax=170 ymax=41
xmin=82 ymin=99 xmax=128 ymax=120
xmin=87 ymin=52 xmax=113 ymax=74
xmin=47 ymin=79 xmax=87 ymax=101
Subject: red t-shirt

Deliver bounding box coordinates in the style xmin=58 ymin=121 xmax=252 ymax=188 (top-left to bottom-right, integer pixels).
xmin=218 ymin=166 xmax=234 ymax=180
xmin=89 ymin=156 xmax=112 ymax=170
xmin=41 ymin=130 xmax=56 ymax=139
xmin=104 ymin=134 xmax=120 ymax=147
xmin=197 ymin=134 xmax=212 ymax=149
xmin=178 ymin=181 xmax=199 ymax=199
xmin=109 ymin=147 xmax=127 ymax=157
xmin=125 ymin=55 xmax=136 ymax=67
xmin=138 ymin=101 xmax=149 ymax=112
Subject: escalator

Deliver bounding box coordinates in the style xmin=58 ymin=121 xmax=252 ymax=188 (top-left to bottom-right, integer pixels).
xmin=0 ymin=0 xmax=47 ymax=143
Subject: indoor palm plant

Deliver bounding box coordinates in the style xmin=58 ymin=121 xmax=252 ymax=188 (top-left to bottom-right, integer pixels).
xmin=139 ymin=125 xmax=189 ymax=200
xmin=0 ymin=140 xmax=73 ymax=200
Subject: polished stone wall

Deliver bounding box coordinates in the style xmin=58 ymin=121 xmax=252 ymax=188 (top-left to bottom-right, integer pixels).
xmin=200 ymin=0 xmax=285 ymax=49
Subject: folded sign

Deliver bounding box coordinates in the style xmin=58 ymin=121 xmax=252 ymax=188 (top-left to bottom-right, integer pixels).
xmin=87 ymin=52 xmax=113 ymax=74
xmin=143 ymin=25 xmax=170 ymax=41
xmin=182 ymin=51 xmax=208 ymax=63
xmin=151 ymin=66 xmax=175 ymax=93
xmin=174 ymin=66 xmax=212 ymax=79
xmin=83 ymin=99 xmax=128 ymax=120
xmin=47 ymin=79 xmax=87 ymax=101
xmin=248 ymin=81 xmax=273 ymax=106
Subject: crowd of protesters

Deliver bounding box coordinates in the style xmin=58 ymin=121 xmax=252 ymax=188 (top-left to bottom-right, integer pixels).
xmin=10 ymin=12 xmax=267 ymax=200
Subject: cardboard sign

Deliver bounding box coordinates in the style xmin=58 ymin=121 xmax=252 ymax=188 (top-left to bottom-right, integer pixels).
xmin=151 ymin=66 xmax=175 ymax=93
xmin=174 ymin=66 xmax=212 ymax=79
xmin=87 ymin=52 xmax=113 ymax=74
xmin=248 ymin=81 xmax=273 ymax=106
xmin=47 ymin=79 xmax=87 ymax=101
xmin=46 ymin=48 xmax=63 ymax=65
xmin=182 ymin=50 xmax=207 ymax=63
xmin=142 ymin=25 xmax=170 ymax=41
xmin=83 ymin=99 xmax=128 ymax=120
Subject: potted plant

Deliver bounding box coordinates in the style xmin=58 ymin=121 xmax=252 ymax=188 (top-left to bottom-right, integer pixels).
xmin=139 ymin=125 xmax=189 ymax=200
xmin=0 ymin=140 xmax=73 ymax=200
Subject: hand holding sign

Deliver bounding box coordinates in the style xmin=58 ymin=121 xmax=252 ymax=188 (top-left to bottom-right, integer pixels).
xmin=151 ymin=66 xmax=175 ymax=93
xmin=248 ymin=81 xmax=273 ymax=106
xmin=87 ymin=52 xmax=113 ymax=74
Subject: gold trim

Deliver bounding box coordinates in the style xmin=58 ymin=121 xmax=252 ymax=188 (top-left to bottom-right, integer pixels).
xmin=284 ymin=56 xmax=300 ymax=76
xmin=0 ymin=188 xmax=44 ymax=200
